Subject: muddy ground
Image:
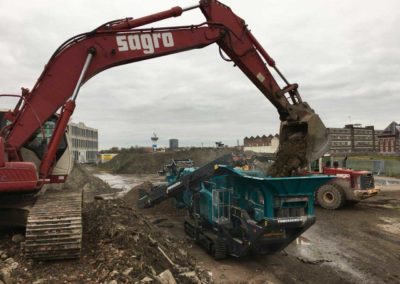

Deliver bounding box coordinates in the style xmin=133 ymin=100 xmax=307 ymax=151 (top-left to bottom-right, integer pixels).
xmin=0 ymin=167 xmax=399 ymax=284
xmin=95 ymin=171 xmax=400 ymax=284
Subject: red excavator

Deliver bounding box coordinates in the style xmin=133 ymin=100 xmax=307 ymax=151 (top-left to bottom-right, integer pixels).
xmin=0 ymin=0 xmax=329 ymax=259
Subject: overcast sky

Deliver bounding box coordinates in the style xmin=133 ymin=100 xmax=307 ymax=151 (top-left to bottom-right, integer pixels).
xmin=0 ymin=0 xmax=399 ymax=149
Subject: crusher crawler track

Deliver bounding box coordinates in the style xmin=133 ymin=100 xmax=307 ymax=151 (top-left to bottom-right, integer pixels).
xmin=25 ymin=188 xmax=82 ymax=260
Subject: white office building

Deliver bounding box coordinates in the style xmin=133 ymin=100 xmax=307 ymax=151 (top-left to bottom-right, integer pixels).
xmin=68 ymin=122 xmax=98 ymax=163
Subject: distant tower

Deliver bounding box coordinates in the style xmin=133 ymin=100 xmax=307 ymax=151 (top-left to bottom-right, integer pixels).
xmin=169 ymin=139 xmax=179 ymax=149
xmin=151 ymin=133 xmax=159 ymax=152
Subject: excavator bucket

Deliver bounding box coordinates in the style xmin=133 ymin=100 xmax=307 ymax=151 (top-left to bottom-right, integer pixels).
xmin=280 ymin=111 xmax=330 ymax=164
xmin=304 ymin=113 xmax=331 ymax=161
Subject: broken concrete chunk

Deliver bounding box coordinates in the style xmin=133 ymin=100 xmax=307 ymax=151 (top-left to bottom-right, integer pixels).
xmin=156 ymin=269 xmax=177 ymax=284
xmin=11 ymin=234 xmax=25 ymax=244
xmin=140 ymin=276 xmax=154 ymax=283
xmin=109 ymin=270 xmax=119 ymax=277
xmin=179 ymin=271 xmax=201 ymax=284
xmin=123 ymin=267 xmax=133 ymax=276
xmin=32 ymin=279 xmax=47 ymax=284
xmin=0 ymin=268 xmax=12 ymax=284
xmin=4 ymin=258 xmax=14 ymax=265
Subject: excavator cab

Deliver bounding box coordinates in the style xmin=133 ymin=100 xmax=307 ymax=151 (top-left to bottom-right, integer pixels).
xmin=20 ymin=116 xmax=73 ymax=182
xmin=0 ymin=111 xmax=73 ymax=184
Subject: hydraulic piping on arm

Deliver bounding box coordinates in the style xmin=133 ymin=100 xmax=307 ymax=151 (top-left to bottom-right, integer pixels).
xmin=39 ymin=48 xmax=96 ymax=180
xmin=3 ymin=0 xmax=328 ymax=184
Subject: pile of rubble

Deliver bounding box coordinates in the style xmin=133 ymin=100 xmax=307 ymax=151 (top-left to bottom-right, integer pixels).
xmin=0 ymin=166 xmax=212 ymax=284
xmin=83 ymin=198 xmax=212 ymax=283
xmin=0 ymin=247 xmax=20 ymax=284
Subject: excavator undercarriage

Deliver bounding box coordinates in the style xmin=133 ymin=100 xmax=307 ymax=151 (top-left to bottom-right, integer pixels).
xmin=25 ymin=188 xmax=82 ymax=260
xmin=0 ymin=188 xmax=82 ymax=260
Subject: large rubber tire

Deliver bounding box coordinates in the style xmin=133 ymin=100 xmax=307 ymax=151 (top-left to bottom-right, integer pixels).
xmin=211 ymin=239 xmax=227 ymax=260
xmin=317 ymin=184 xmax=346 ymax=210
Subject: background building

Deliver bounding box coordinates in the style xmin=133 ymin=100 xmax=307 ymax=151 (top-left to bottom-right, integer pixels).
xmin=327 ymin=124 xmax=383 ymax=154
xmin=378 ymin=122 xmax=400 ymax=155
xmin=68 ymin=122 xmax=98 ymax=163
xmin=243 ymin=134 xmax=279 ymax=153
xmin=98 ymin=153 xmax=118 ymax=164
xmin=169 ymin=138 xmax=179 ymax=149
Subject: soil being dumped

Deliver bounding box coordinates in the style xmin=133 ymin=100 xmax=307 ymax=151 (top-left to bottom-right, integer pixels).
xmin=268 ymin=133 xmax=307 ymax=177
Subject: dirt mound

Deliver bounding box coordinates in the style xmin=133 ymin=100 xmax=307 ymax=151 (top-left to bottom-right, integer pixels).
xmin=268 ymin=134 xmax=307 ymax=177
xmin=124 ymin=182 xmax=185 ymax=217
xmin=101 ymin=144 xmax=308 ymax=177
xmin=0 ymin=165 xmax=211 ymax=284
xmin=99 ymin=144 xmax=307 ymax=177
xmin=66 ymin=164 xmax=123 ymax=202
xmin=100 ymin=148 xmax=234 ymax=174
xmin=1 ymin=199 xmax=211 ymax=283
xmin=83 ymin=199 xmax=211 ymax=283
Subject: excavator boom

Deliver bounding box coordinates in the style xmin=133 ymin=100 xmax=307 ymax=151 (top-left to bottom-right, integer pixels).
xmin=0 ymin=0 xmax=329 ymax=260
xmin=4 ymin=0 xmax=327 ymax=171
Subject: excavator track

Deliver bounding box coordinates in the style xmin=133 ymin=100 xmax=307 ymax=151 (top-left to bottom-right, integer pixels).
xmin=25 ymin=188 xmax=82 ymax=260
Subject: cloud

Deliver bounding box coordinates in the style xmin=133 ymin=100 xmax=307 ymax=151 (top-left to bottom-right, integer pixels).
xmin=0 ymin=0 xmax=399 ymax=149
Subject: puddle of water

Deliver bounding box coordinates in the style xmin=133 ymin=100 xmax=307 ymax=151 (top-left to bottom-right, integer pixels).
xmin=93 ymin=172 xmax=131 ymax=190
xmin=93 ymin=172 xmax=164 ymax=200
xmin=291 ymin=236 xmax=326 ymax=264
xmin=295 ymin=236 xmax=311 ymax=246
xmin=94 ymin=172 xmax=150 ymax=192
xmin=367 ymin=203 xmax=400 ymax=210
xmin=374 ymin=177 xmax=400 ymax=186
xmin=288 ymin=229 xmax=373 ymax=283
xmin=378 ymin=217 xmax=400 ymax=235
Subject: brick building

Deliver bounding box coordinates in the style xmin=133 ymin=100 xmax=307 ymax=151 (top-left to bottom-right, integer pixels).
xmin=378 ymin=122 xmax=400 ymax=155
xmin=327 ymin=124 xmax=383 ymax=154
xmin=243 ymin=134 xmax=279 ymax=153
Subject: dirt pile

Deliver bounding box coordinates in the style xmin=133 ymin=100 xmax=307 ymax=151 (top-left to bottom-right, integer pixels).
xmin=0 ymin=165 xmax=211 ymax=284
xmin=83 ymin=199 xmax=212 ymax=283
xmin=99 ymin=148 xmax=234 ymax=174
xmin=1 ymin=199 xmax=211 ymax=283
xmin=124 ymin=182 xmax=185 ymax=217
xmin=100 ymin=144 xmax=308 ymax=177
xmin=268 ymin=133 xmax=307 ymax=177
xmin=66 ymin=164 xmax=123 ymax=201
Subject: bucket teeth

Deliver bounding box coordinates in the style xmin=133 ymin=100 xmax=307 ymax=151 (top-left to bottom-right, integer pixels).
xmin=25 ymin=189 xmax=82 ymax=260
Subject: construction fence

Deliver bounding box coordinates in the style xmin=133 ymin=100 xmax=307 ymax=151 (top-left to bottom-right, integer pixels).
xmin=346 ymin=159 xmax=400 ymax=177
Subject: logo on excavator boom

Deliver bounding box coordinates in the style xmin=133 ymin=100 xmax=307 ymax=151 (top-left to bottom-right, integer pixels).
xmin=116 ymin=32 xmax=174 ymax=54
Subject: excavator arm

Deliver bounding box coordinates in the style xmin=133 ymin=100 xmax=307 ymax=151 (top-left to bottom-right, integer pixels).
xmin=2 ymin=0 xmax=328 ymax=186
